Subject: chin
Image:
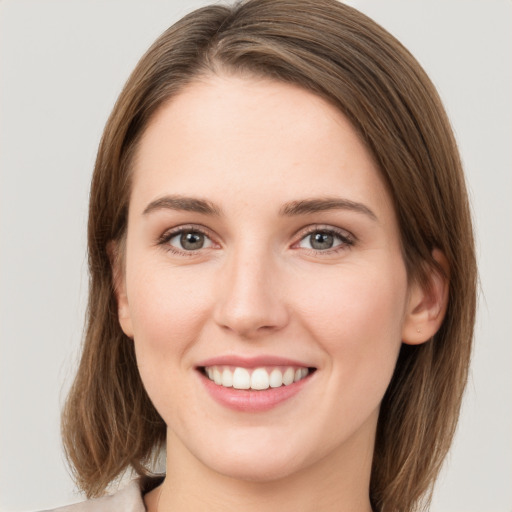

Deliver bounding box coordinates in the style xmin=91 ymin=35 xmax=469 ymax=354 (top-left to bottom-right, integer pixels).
xmin=188 ymin=428 xmax=317 ymax=483
xmin=207 ymin=452 xmax=305 ymax=483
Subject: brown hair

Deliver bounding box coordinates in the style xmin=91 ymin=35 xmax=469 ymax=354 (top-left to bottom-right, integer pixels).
xmin=62 ymin=1 xmax=477 ymax=510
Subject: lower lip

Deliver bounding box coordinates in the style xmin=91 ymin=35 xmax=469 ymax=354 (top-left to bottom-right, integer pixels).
xmin=199 ymin=371 xmax=312 ymax=412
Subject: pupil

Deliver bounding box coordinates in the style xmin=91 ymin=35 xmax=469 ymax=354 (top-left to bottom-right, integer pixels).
xmin=181 ymin=232 xmax=204 ymax=250
xmin=311 ymin=232 xmax=333 ymax=250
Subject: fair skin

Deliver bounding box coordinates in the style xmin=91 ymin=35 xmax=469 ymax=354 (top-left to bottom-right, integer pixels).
xmin=114 ymin=74 xmax=448 ymax=512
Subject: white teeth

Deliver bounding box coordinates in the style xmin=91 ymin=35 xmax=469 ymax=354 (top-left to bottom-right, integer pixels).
xmin=251 ymin=368 xmax=270 ymax=390
xmin=294 ymin=368 xmax=309 ymax=381
xmin=269 ymin=368 xmax=283 ymax=388
xmin=221 ymin=368 xmax=233 ymax=387
xmin=204 ymin=365 xmax=310 ymax=390
xmin=282 ymin=367 xmax=295 ymax=385
xmin=232 ymin=367 xmax=251 ymax=389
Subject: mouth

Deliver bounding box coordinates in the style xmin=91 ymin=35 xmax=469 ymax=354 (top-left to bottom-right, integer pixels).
xmin=195 ymin=356 xmax=317 ymax=411
xmin=200 ymin=365 xmax=316 ymax=391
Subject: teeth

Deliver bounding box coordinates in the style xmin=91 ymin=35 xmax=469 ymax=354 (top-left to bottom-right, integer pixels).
xmin=269 ymin=368 xmax=283 ymax=388
xmin=232 ymin=367 xmax=250 ymax=389
xmin=283 ymin=367 xmax=295 ymax=386
xmin=222 ymin=368 xmax=233 ymax=387
xmin=295 ymin=368 xmax=308 ymax=382
xmin=204 ymin=365 xmax=310 ymax=390
xmin=251 ymin=368 xmax=269 ymax=390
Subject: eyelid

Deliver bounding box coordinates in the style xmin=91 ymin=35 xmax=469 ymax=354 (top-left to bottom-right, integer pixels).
xmin=293 ymin=224 xmax=355 ymax=242
xmin=158 ymin=223 xmax=210 ymax=241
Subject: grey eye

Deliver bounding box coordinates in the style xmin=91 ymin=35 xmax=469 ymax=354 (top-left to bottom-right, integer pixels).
xmin=181 ymin=232 xmax=205 ymax=250
xmin=309 ymin=232 xmax=334 ymax=250
xmin=168 ymin=230 xmax=213 ymax=251
xmin=297 ymin=229 xmax=351 ymax=251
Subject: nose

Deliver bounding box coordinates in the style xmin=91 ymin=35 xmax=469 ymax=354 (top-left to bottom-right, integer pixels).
xmin=213 ymin=246 xmax=290 ymax=339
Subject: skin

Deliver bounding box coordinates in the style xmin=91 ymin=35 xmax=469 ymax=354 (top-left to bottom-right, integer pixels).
xmin=114 ymin=74 xmax=448 ymax=512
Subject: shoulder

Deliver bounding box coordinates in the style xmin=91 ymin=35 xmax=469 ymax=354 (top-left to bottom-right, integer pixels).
xmin=40 ymin=478 xmax=158 ymax=512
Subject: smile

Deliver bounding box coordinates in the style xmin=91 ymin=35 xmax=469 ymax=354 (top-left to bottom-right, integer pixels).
xmin=203 ymin=365 xmax=311 ymax=390
xmin=197 ymin=357 xmax=317 ymax=412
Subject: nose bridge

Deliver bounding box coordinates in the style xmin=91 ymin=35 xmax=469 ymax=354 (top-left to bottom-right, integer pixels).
xmin=214 ymin=239 xmax=288 ymax=337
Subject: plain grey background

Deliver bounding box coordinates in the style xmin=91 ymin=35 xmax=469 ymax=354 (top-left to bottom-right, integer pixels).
xmin=0 ymin=1 xmax=511 ymax=510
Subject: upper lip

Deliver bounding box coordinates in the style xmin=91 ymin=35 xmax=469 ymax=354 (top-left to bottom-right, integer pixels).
xmin=196 ymin=355 xmax=314 ymax=369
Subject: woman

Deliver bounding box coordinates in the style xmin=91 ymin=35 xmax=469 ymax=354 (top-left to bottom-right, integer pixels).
xmin=54 ymin=0 xmax=476 ymax=510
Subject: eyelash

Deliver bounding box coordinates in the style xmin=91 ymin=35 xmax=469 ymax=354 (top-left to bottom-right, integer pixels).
xmin=157 ymin=224 xmax=355 ymax=256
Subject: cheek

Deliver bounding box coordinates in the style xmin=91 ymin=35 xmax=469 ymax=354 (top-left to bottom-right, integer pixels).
xmin=297 ymin=261 xmax=406 ymax=334
xmin=128 ymin=262 xmax=211 ymax=343
xmin=125 ymin=263 xmax=219 ymax=429
xmin=125 ymin=263 xmax=213 ymax=400
xmin=293 ymin=261 xmax=407 ymax=390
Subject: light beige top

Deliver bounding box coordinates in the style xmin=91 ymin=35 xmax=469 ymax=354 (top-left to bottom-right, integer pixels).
xmin=43 ymin=479 xmax=151 ymax=512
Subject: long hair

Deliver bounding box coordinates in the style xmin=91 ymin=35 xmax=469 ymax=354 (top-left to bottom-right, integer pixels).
xmin=62 ymin=1 xmax=477 ymax=510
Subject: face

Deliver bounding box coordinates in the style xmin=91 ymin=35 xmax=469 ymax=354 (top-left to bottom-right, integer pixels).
xmin=116 ymin=74 xmax=419 ymax=482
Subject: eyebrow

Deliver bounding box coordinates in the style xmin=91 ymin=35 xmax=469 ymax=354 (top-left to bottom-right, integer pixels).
xmin=280 ymin=197 xmax=377 ymax=221
xmin=143 ymin=195 xmax=221 ymax=216
xmin=142 ymin=194 xmax=377 ymax=221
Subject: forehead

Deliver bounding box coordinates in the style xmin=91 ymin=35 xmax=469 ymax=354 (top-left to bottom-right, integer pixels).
xmin=130 ymin=74 xmax=392 ymax=218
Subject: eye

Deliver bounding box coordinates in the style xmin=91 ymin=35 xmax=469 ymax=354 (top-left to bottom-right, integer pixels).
xmin=296 ymin=228 xmax=353 ymax=252
xmin=165 ymin=229 xmax=214 ymax=252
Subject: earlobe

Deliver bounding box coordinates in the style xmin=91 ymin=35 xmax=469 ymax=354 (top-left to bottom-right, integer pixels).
xmin=107 ymin=240 xmax=134 ymax=338
xmin=402 ymin=249 xmax=449 ymax=345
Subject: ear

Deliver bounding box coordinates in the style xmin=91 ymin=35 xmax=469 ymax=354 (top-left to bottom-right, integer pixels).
xmin=107 ymin=240 xmax=134 ymax=338
xmin=401 ymin=249 xmax=449 ymax=345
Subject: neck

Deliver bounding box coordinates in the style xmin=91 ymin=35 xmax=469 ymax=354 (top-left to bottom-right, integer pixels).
xmin=151 ymin=426 xmax=375 ymax=512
